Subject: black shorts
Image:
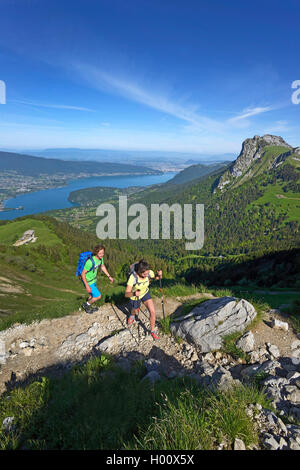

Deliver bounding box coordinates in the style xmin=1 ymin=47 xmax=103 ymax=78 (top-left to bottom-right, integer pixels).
xmin=129 ymin=291 xmax=151 ymax=310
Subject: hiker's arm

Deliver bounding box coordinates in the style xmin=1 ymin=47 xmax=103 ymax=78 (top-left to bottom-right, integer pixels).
xmin=101 ymin=264 xmax=114 ymax=283
xmin=81 ymin=270 xmax=91 ymax=293
xmin=125 ymin=285 xmax=141 ymax=298
xmin=125 ymin=285 xmax=133 ymax=298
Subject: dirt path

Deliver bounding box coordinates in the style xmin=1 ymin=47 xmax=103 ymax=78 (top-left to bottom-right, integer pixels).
xmin=0 ymin=294 xmax=209 ymax=394
xmin=276 ymin=194 xmax=300 ymax=201
xmin=4 ymin=273 xmax=81 ymax=295
xmin=0 ymin=293 xmax=299 ymax=396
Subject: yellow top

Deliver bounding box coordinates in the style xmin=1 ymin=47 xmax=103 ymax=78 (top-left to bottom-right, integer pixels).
xmin=127 ymin=270 xmax=155 ymax=300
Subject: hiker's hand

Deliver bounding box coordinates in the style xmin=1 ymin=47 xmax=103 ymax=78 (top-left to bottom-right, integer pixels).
xmin=135 ymin=289 xmax=141 ymax=297
xmin=108 ymin=276 xmax=114 ymax=284
xmin=157 ymin=270 xmax=162 ymax=278
xmin=86 ymin=286 xmax=92 ymax=294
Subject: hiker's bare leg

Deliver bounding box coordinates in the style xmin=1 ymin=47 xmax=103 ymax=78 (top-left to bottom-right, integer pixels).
xmin=131 ymin=308 xmax=139 ymax=317
xmin=89 ymin=294 xmax=101 ymax=305
xmin=143 ymin=298 xmax=156 ymax=331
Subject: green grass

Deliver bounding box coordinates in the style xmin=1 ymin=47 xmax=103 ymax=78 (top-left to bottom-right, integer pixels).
xmin=229 ymin=285 xmax=298 ymax=310
xmin=221 ymin=332 xmax=249 ymax=361
xmin=284 ymin=299 xmax=300 ymax=333
xmin=0 ymin=218 xmax=63 ymax=247
xmin=246 ymin=183 xmax=300 ymax=224
xmin=127 ymin=383 xmax=271 ymax=450
xmin=0 ymin=356 xmax=271 ymax=450
xmin=151 ymin=282 xmax=199 ymax=298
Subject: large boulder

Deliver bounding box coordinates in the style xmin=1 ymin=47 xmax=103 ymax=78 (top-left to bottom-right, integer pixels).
xmin=170 ymin=296 xmax=256 ymax=353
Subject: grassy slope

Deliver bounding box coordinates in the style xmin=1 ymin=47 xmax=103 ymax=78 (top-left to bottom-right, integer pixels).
xmin=0 ymin=218 xmax=63 ymax=246
xmin=48 ymin=146 xmax=300 ymax=258
xmin=1 ymin=143 xmax=299 ymax=329
xmin=0 ymin=218 xmax=298 ymax=450
xmin=0 ymin=216 xmax=198 ymax=330
xmin=0 ymin=357 xmax=271 ymax=450
xmin=0 ymin=218 xmax=85 ymax=328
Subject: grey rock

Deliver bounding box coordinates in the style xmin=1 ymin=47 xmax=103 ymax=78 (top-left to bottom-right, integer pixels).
xmin=2 ymin=416 xmax=15 ymax=432
xmin=0 ymin=351 xmax=9 ymax=365
xmin=283 ymin=364 xmax=298 ymax=375
xmin=75 ymin=332 xmax=91 ymax=346
xmin=277 ymin=417 xmax=288 ymax=436
xmin=283 ymin=386 xmax=300 ymax=405
xmin=236 ymin=331 xmax=255 ymax=353
xmin=196 ymin=361 xmax=216 ymax=376
xmin=278 ymin=437 xmax=288 ymax=449
xmin=241 ymin=360 xmax=281 ymax=380
xmin=271 ymin=319 xmax=289 ymax=331
xmin=191 ymin=351 xmax=198 ymax=362
xmin=290 ymin=406 xmax=300 ymax=420
xmin=265 ymin=410 xmax=279 ymax=428
xmin=233 ymin=438 xmax=246 ymax=450
xmin=144 ymin=358 xmax=161 ymax=373
xmin=56 ymin=334 xmax=76 ymax=357
xmin=288 ymin=438 xmax=300 ymax=450
xmin=203 ymin=352 xmax=215 ymax=362
xmin=87 ymin=322 xmax=101 ymax=337
xmin=295 ymin=378 xmax=300 ymax=389
xmin=96 ymin=330 xmax=131 ymax=353
xmin=287 ymin=372 xmax=300 ymax=382
xmin=291 ymin=340 xmax=300 ymax=350
xmin=262 ymin=432 xmax=280 ymax=450
xmin=248 ymin=351 xmax=261 ymax=363
xmin=170 ymin=297 xmax=256 ymax=353
xmin=210 ymin=366 xmax=241 ymax=391
xmin=286 ymin=423 xmax=300 ymax=437
xmin=267 ymin=344 xmax=280 ymax=359
xmin=141 ymin=370 xmax=161 ymax=384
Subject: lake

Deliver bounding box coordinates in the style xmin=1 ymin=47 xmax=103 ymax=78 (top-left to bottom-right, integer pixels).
xmin=0 ymin=172 xmax=177 ymax=220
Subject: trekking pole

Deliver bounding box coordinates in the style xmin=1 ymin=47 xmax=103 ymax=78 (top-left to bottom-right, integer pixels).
xmin=159 ymin=276 xmax=165 ymax=320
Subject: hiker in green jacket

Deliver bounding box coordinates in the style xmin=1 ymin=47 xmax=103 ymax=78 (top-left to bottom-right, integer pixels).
xmin=125 ymin=259 xmax=162 ymax=340
xmin=81 ymin=245 xmax=114 ymax=314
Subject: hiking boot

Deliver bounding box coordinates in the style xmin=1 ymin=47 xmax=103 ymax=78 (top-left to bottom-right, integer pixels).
xmin=90 ymin=305 xmax=99 ymax=312
xmin=151 ymin=330 xmax=160 ymax=340
xmin=82 ymin=302 xmax=94 ymax=314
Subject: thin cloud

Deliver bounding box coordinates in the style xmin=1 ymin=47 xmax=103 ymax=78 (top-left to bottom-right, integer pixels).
xmin=71 ymin=62 xmax=224 ymax=133
xmin=71 ymin=62 xmax=283 ymax=138
xmin=227 ymin=106 xmax=273 ymax=123
xmin=13 ymin=99 xmax=95 ymax=112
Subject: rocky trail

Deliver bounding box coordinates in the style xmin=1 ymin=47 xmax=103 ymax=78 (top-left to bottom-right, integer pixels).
xmin=0 ymin=292 xmax=300 ymax=450
xmin=0 ymin=294 xmax=210 ymax=393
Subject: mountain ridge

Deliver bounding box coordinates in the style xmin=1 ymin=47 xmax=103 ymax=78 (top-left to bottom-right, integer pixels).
xmin=216 ymin=134 xmax=297 ymax=191
xmin=0 ymin=150 xmax=160 ymax=177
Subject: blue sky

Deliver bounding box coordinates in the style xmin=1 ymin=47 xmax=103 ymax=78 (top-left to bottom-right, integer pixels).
xmin=0 ymin=0 xmax=299 ymax=154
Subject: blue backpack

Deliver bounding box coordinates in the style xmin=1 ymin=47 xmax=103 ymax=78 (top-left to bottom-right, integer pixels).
xmin=75 ymin=251 xmax=95 ymax=280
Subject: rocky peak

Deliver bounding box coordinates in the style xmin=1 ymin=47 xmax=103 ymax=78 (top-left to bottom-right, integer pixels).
xmin=216 ymin=135 xmax=292 ymax=190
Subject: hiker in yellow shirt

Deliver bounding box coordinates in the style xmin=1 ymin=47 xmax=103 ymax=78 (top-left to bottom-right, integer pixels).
xmin=125 ymin=260 xmax=162 ymax=340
